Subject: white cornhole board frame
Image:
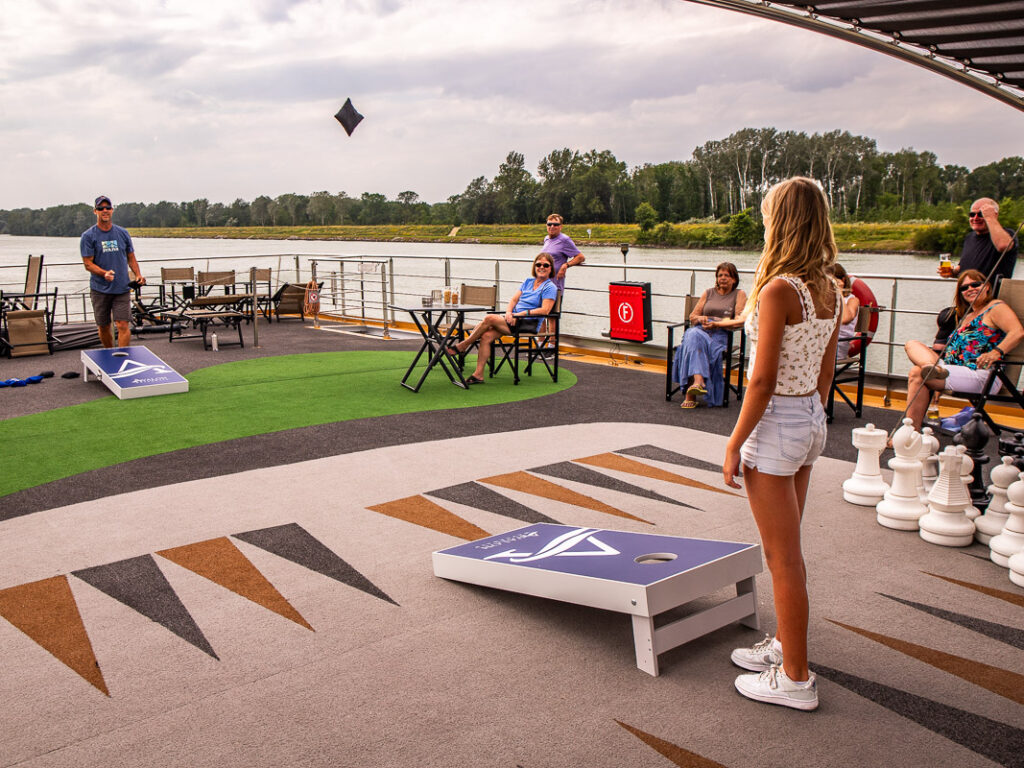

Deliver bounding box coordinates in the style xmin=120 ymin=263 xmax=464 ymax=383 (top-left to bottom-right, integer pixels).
xmin=82 ymin=346 xmax=189 ymax=399
xmin=433 ymin=523 xmax=761 ymax=676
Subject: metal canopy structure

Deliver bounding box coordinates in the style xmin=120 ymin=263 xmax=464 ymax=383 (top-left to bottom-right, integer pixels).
xmin=681 ymin=1 xmax=1024 ymax=112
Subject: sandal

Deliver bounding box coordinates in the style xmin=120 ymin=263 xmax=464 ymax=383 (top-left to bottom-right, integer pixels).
xmin=680 ymin=399 xmax=698 ymax=409
xmin=686 ymin=384 xmax=707 ymax=396
xmin=465 ymin=375 xmax=485 ymax=385
xmin=921 ymin=364 xmax=949 ymax=381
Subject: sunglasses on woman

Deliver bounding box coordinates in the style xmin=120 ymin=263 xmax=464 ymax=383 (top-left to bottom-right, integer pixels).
xmin=959 ymin=281 xmax=984 ymax=292
xmin=535 ymin=263 xmax=552 ymax=269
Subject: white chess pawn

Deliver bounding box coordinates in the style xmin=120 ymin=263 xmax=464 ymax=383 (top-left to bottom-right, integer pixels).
xmin=1009 ymin=546 xmax=1024 ymax=588
xmin=919 ymin=446 xmax=976 ymax=546
xmin=920 ymin=426 xmax=940 ymax=495
xmin=877 ymin=419 xmax=927 ymax=530
xmin=956 ymin=445 xmax=981 ymax=520
xmin=843 ymin=423 xmax=890 ymax=506
xmin=975 ymin=456 xmax=1016 ymax=545
xmin=990 ymin=470 xmax=1024 ymax=568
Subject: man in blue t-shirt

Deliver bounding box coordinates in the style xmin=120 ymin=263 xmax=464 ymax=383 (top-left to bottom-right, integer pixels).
xmin=80 ymin=195 xmax=146 ymax=348
xmin=542 ymin=213 xmax=585 ymax=291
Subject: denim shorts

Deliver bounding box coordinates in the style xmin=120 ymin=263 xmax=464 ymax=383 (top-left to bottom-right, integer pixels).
xmin=740 ymin=394 xmax=827 ymax=476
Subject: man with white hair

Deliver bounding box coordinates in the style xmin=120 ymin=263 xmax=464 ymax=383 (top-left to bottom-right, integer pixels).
xmin=946 ymin=197 xmax=1018 ymax=285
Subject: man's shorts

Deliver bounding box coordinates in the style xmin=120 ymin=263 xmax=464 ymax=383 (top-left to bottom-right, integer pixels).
xmin=90 ymin=289 xmax=131 ymax=326
xmin=740 ymin=394 xmax=827 ymax=477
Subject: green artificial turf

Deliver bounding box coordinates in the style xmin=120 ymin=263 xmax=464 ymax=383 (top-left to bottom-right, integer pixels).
xmin=0 ymin=351 xmax=575 ymax=497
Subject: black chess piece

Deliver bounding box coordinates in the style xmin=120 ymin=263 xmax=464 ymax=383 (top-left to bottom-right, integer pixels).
xmin=999 ymin=430 xmax=1024 ymax=460
xmin=959 ymin=413 xmax=992 ymax=511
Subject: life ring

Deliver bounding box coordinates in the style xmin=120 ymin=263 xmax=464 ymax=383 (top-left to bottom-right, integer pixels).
xmin=848 ymin=277 xmax=879 ymax=356
xmin=303 ymin=279 xmax=320 ymax=317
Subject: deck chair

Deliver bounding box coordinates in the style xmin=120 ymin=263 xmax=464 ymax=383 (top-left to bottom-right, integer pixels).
xmin=946 ymin=278 xmax=1024 ymax=434
xmin=159 ymin=266 xmax=196 ymax=310
xmin=0 ymin=289 xmax=57 ymax=357
xmin=272 ymin=282 xmax=322 ymax=322
xmin=490 ymin=293 xmax=562 ymax=385
xmin=451 ymin=283 xmax=498 ymax=365
xmin=826 ymin=306 xmax=874 ymax=422
xmin=248 ymin=268 xmax=274 ymax=320
xmin=665 ymin=295 xmax=745 ymax=406
xmin=1 ymin=255 xmax=45 ymax=312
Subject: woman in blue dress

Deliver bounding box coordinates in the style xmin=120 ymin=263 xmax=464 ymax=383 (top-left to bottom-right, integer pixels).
xmin=448 ymin=253 xmax=558 ymax=384
xmin=673 ymin=262 xmax=747 ymax=408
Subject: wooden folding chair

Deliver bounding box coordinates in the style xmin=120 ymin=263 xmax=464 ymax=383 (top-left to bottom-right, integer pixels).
xmin=665 ymin=295 xmax=745 ymax=406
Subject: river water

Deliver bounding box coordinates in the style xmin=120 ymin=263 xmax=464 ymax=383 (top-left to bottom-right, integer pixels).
xmin=0 ymin=234 xmax=953 ymax=377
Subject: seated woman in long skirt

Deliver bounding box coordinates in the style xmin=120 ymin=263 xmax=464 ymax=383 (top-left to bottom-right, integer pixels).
xmin=673 ymin=262 xmax=747 ymax=408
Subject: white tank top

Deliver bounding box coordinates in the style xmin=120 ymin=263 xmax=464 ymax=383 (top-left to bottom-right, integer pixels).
xmin=744 ymin=275 xmax=841 ymax=395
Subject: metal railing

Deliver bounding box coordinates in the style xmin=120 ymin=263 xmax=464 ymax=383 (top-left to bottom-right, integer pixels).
xmin=2 ymin=250 xmax=950 ymax=386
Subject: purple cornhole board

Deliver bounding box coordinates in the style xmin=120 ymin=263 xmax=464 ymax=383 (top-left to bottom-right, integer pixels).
xmin=433 ymin=523 xmax=761 ymax=675
xmin=82 ymin=346 xmax=189 ymax=400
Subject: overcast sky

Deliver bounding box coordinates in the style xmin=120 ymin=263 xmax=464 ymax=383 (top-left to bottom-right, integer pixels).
xmin=3 ymin=0 xmax=1022 ymax=210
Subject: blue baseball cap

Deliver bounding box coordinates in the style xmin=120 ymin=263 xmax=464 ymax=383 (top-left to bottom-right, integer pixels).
xmin=94 ymin=195 xmax=112 ymax=208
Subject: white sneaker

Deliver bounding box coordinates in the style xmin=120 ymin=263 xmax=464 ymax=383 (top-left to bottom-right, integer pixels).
xmin=730 ymin=634 xmax=783 ymax=672
xmin=734 ymin=664 xmax=818 ymax=711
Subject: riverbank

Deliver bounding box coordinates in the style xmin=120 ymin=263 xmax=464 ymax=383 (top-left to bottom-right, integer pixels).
xmin=129 ymin=221 xmax=939 ymax=253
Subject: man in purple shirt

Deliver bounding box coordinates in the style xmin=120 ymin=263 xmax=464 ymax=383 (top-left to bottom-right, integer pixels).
xmin=542 ymin=214 xmax=585 ymax=290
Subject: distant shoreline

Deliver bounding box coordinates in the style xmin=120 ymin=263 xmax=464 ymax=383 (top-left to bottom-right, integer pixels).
xmin=121 ymin=221 xmax=934 ymax=255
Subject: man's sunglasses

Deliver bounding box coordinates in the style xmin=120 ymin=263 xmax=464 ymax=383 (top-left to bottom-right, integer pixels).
xmin=96 ymin=206 xmax=112 ymax=211
xmin=968 ymin=211 xmax=985 ymax=218
xmin=959 ymin=281 xmax=984 ymax=292
xmin=545 ymin=222 xmax=561 ymax=227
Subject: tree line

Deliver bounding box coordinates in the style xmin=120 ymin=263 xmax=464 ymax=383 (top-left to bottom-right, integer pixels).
xmin=2 ymin=126 xmax=1022 ymax=238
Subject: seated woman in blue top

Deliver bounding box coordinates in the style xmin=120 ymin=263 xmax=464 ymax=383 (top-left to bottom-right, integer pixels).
xmin=448 ymin=253 xmax=558 ymax=384
xmin=903 ymin=268 xmax=1024 ymax=428
xmin=673 ymin=262 xmax=747 ymax=408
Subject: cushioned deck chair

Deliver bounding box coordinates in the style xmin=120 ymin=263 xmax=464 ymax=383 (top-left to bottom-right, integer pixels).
xmin=826 ymin=305 xmax=875 ymax=422
xmin=665 ymin=295 xmax=745 ymax=406
xmin=945 ymin=277 xmax=1024 ymax=434
xmin=490 ymin=292 xmax=562 ymax=385
xmin=0 ymin=289 xmax=57 ymax=357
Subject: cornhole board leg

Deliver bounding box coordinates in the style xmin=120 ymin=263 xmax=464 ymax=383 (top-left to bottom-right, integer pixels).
xmin=81 ymin=346 xmax=189 ymax=400
xmin=433 ymin=524 xmax=762 ymax=677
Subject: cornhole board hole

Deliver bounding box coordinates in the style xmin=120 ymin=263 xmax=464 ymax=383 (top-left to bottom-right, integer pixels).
xmin=433 ymin=523 xmax=761 ymax=675
xmin=81 ymin=346 xmax=189 ymax=399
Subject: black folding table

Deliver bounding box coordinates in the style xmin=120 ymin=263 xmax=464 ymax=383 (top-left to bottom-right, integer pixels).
xmin=390 ymin=303 xmax=490 ymax=392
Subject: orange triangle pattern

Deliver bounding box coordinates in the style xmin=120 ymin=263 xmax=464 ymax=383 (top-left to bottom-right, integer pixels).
xmin=367 ymin=495 xmax=490 ymax=540
xmin=828 ymin=619 xmax=1024 ymax=705
xmin=158 ymin=538 xmax=313 ymax=630
xmin=0 ymin=576 xmax=109 ymax=695
xmin=615 ymin=720 xmax=728 ymax=767
xmin=480 ymin=471 xmax=650 ymax=524
xmin=577 ymin=453 xmax=738 ymax=497
xmin=923 ymin=571 xmax=1024 ymax=608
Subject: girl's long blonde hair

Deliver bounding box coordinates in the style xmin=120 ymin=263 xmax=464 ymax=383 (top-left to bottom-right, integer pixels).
xmin=743 ymin=177 xmax=838 ymax=316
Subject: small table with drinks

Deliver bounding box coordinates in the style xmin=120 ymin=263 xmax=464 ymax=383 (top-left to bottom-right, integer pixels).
xmin=391 ymin=289 xmax=491 ymax=392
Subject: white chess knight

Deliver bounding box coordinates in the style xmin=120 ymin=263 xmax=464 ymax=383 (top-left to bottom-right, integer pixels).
xmin=989 ymin=469 xmax=1024 ymax=568
xmin=919 ymin=446 xmax=976 ymax=547
xmin=919 ymin=426 xmax=940 ymax=495
xmin=975 ymin=456 xmax=1017 ymax=545
xmin=876 ymin=419 xmax=927 ymax=530
xmin=844 ymin=423 xmax=890 ymax=506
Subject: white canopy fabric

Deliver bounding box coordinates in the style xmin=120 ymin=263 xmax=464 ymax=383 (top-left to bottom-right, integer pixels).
xmin=682 ymin=1 xmax=1024 ymax=111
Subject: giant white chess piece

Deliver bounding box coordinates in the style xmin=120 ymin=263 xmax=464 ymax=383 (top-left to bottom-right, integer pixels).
xmin=956 ymin=445 xmax=981 ymax=520
xmin=1009 ymin=545 xmax=1024 ymax=588
xmin=975 ymin=456 xmax=1016 ymax=545
xmin=876 ymin=419 xmax=926 ymax=530
xmin=919 ymin=446 xmax=976 ymax=547
xmin=919 ymin=426 xmax=940 ymax=495
xmin=844 ymin=423 xmax=890 ymax=506
xmin=989 ymin=470 xmax=1024 ymax=567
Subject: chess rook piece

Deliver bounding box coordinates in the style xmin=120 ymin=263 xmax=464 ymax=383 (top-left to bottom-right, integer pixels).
xmin=919 ymin=446 xmax=976 ymax=546
xmin=959 ymin=413 xmax=992 ymax=512
xmin=876 ymin=419 xmax=927 ymax=530
xmin=976 ymin=456 xmax=1016 ymax=545
xmin=843 ymin=423 xmax=890 ymax=506
xmin=919 ymin=426 xmax=940 ymax=495
xmin=989 ymin=470 xmax=1024 ymax=568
